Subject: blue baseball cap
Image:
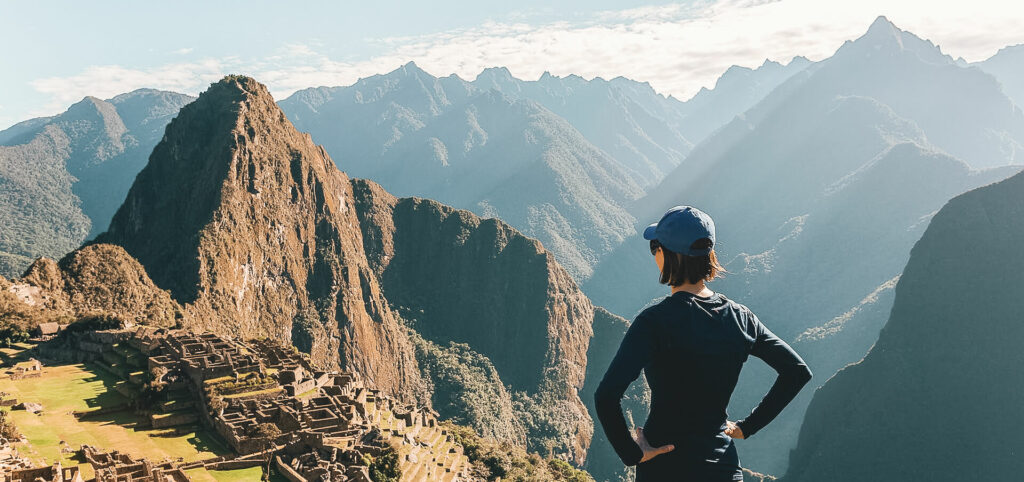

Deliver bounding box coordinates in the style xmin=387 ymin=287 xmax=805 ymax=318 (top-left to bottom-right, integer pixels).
xmin=643 ymin=206 xmax=716 ymax=256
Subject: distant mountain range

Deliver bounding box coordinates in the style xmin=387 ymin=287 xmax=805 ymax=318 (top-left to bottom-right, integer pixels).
xmin=277 ymin=59 xmax=806 ymax=280
xmin=783 ymin=163 xmax=1024 ymax=482
xmin=584 ymin=16 xmax=1024 ymax=475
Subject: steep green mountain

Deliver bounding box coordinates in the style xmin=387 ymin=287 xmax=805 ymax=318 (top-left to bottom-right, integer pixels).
xmin=0 ymin=89 xmax=195 ymax=277
xmin=783 ymin=167 xmax=1024 ymax=482
xmin=584 ymin=17 xmax=1024 ymax=475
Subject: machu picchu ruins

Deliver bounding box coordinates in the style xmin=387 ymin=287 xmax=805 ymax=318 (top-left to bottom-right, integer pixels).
xmin=0 ymin=326 xmax=473 ymax=481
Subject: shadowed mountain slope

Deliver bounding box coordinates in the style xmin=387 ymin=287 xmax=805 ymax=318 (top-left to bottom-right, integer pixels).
xmin=783 ymin=167 xmax=1024 ymax=482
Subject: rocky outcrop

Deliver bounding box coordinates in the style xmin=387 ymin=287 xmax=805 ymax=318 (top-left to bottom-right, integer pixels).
xmin=4 ymin=246 xmax=179 ymax=328
xmin=783 ymin=169 xmax=1024 ymax=481
xmin=93 ymin=76 xmax=424 ymax=400
xmin=58 ymin=244 xmax=182 ymax=326
xmin=352 ymin=178 xmax=595 ymax=463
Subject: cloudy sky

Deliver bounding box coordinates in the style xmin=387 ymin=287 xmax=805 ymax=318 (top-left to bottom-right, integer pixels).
xmin=2 ymin=0 xmax=1022 ymax=130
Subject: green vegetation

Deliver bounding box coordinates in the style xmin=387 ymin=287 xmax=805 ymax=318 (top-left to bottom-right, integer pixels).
xmin=0 ymin=325 xmax=29 ymax=348
xmin=205 ymin=372 xmax=275 ymax=397
xmin=444 ymin=422 xmax=592 ymax=481
xmin=407 ymin=327 xmax=525 ymax=444
xmin=362 ymin=448 xmax=401 ymax=482
xmin=0 ymin=408 xmax=21 ymax=440
xmin=0 ymin=287 xmax=71 ymax=336
xmin=59 ymin=313 xmax=123 ymax=336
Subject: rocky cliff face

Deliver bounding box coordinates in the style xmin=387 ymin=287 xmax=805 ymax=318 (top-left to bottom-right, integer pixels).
xmin=93 ymin=76 xmax=423 ymax=399
xmin=351 ymin=178 xmax=595 ymax=463
xmin=783 ymin=169 xmax=1024 ymax=481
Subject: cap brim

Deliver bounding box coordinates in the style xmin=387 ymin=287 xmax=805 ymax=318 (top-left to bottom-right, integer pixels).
xmin=642 ymin=223 xmax=658 ymax=240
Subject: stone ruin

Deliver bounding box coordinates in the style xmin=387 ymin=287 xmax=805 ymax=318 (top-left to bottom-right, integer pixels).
xmin=81 ymin=445 xmax=188 ymax=482
xmin=1 ymin=460 xmax=82 ymax=482
xmin=6 ymin=327 xmax=472 ymax=481
xmin=7 ymin=359 xmax=41 ymax=381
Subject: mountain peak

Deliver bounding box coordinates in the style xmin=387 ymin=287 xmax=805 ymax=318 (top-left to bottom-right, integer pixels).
xmin=399 ymin=60 xmax=429 ymax=76
xmin=867 ymin=15 xmax=897 ymax=35
xmin=858 ymin=15 xmax=903 ymax=48
xmin=474 ymin=66 xmax=515 ymax=83
xmin=96 ymin=76 xmax=422 ymax=396
xmin=841 ymin=16 xmax=952 ymax=65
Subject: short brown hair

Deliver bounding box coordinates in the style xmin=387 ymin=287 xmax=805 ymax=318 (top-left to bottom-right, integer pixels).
xmin=652 ymin=238 xmax=724 ymax=286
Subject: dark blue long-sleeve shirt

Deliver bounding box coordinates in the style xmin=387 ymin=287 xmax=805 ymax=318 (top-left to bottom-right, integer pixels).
xmin=594 ymin=290 xmax=811 ymax=478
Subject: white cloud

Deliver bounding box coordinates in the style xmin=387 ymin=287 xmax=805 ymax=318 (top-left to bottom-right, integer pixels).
xmin=29 ymin=59 xmax=230 ymax=117
xmin=172 ymin=48 xmax=193 ymax=55
xmin=21 ymin=0 xmax=1024 ymax=120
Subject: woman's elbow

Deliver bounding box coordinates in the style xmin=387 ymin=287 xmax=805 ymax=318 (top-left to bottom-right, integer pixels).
xmin=796 ymin=364 xmax=812 ymax=386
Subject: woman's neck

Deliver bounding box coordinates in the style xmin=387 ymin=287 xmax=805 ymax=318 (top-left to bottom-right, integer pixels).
xmin=671 ymin=281 xmax=714 ymax=298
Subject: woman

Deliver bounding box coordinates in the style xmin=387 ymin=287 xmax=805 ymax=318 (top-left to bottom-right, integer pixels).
xmin=594 ymin=205 xmax=812 ymax=481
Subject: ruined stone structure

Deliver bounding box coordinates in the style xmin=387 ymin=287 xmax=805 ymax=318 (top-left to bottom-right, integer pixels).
xmin=81 ymin=445 xmax=188 ymax=482
xmin=5 ymin=327 xmax=472 ymax=480
xmin=2 ymin=461 xmax=82 ymax=482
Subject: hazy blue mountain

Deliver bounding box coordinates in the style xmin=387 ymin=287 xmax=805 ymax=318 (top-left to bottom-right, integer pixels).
xmin=803 ymin=16 xmax=1024 ymax=169
xmin=473 ymin=68 xmax=693 ymax=187
xmin=976 ymin=43 xmax=1024 ymax=109
xmin=279 ymin=59 xmax=810 ymax=280
xmin=281 ymin=62 xmax=645 ymax=279
xmin=0 ymin=89 xmax=194 ymax=277
xmin=783 ymin=168 xmax=1024 ymax=482
xmin=583 ymin=19 xmax=1024 ymax=474
xmin=671 ymin=56 xmax=812 ymax=143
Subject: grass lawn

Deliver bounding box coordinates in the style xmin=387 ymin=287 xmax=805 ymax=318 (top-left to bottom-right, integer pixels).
xmin=0 ymin=361 xmax=235 ymax=480
xmin=186 ymin=466 xmax=274 ymax=481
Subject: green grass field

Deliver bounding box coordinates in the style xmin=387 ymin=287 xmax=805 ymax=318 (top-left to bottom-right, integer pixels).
xmin=0 ymin=355 xmax=263 ymax=480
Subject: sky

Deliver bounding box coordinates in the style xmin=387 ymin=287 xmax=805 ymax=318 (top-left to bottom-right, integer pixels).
xmin=2 ymin=0 xmax=1023 ymax=130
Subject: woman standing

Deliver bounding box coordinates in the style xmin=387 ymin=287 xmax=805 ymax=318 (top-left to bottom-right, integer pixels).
xmin=594 ymin=205 xmax=812 ymax=481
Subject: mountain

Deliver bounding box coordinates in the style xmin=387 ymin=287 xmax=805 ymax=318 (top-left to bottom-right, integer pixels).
xmin=976 ymin=44 xmax=1024 ymax=109
xmin=808 ymin=16 xmax=1024 ymax=169
xmin=473 ymin=68 xmax=693 ymax=187
xmin=0 ymin=89 xmax=195 ymax=278
xmin=11 ymin=75 xmax=626 ymax=468
xmin=669 ymin=56 xmax=812 ymax=143
xmin=350 ymin=177 xmax=598 ymax=463
xmin=280 ymin=63 xmax=644 ymax=280
xmin=783 ymin=168 xmax=1024 ymax=482
xmin=278 ymin=59 xmax=804 ymax=282
xmin=583 ymin=17 xmax=1024 ymax=475
xmin=92 ymin=75 xmax=425 ymax=400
